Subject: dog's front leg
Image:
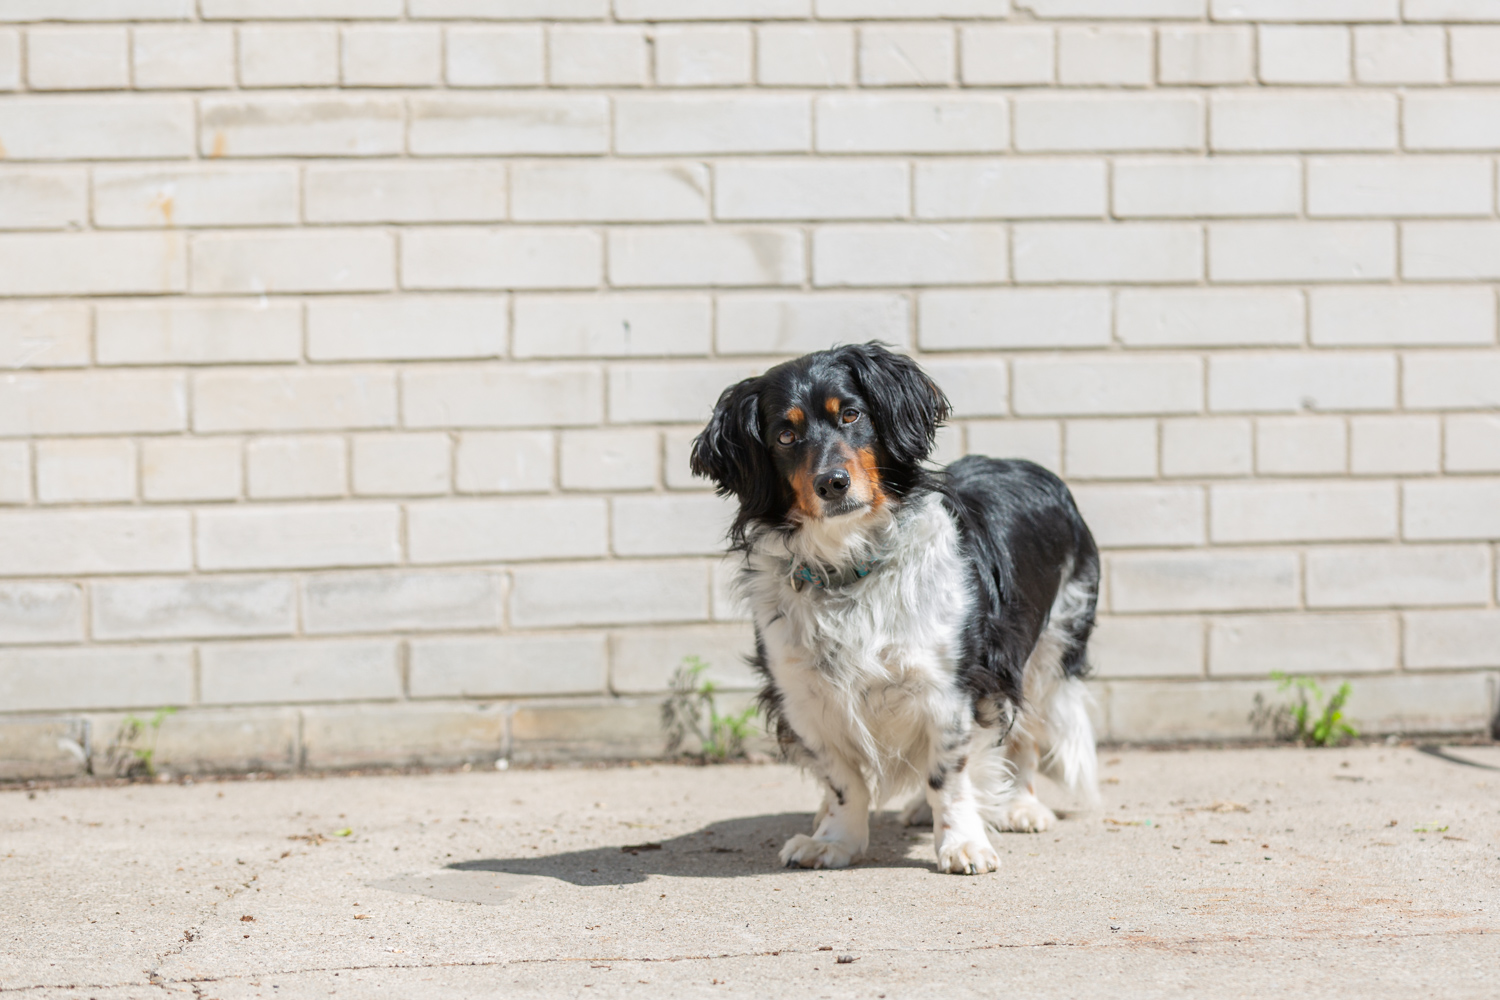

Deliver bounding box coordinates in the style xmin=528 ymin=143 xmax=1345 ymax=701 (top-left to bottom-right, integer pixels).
xmin=779 ymin=752 xmax=869 ymax=870
xmin=926 ymin=754 xmax=1000 ymax=875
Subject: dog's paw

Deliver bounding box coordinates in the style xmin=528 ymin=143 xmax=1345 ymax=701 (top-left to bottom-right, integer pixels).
xmin=990 ymin=797 xmax=1057 ymax=833
xmin=899 ymin=795 xmax=932 ymax=827
xmin=779 ymin=834 xmax=860 ymax=870
xmin=936 ymin=837 xmax=1000 ymax=875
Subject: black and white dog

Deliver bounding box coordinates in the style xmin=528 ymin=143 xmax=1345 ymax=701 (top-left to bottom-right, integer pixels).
xmin=691 ymin=343 xmax=1100 ymax=875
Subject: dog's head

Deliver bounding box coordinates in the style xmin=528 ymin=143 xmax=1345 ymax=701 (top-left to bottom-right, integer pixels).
xmin=691 ymin=343 xmax=951 ymax=546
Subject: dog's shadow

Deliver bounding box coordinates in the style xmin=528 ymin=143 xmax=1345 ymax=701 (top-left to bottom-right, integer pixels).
xmin=449 ymin=811 xmax=938 ymax=886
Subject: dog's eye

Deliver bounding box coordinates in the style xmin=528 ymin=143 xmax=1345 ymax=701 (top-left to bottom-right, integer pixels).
xmin=777 ymin=429 xmax=796 ymax=446
xmin=841 ymin=408 xmax=860 ymax=424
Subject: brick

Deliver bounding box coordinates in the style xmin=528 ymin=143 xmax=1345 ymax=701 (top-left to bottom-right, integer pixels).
xmin=911 ymin=359 xmax=1010 ymax=418
xmin=409 ymin=498 xmax=606 ymax=564
xmin=2 ymin=0 xmax=190 ymax=16
xmin=403 ymin=365 xmax=603 ymax=429
xmin=1158 ymin=26 xmax=1253 ymax=85
xmin=1017 ymin=0 xmax=1202 ymax=12
xmin=859 ymin=25 xmax=953 ymax=87
xmin=0 ymin=168 xmax=87 ymax=230
xmin=0 ymin=717 xmax=87 ymax=780
xmin=0 ymin=440 xmax=27 ymax=503
xmin=610 ymin=624 xmax=758 ymax=694
xmin=1310 ymin=287 xmax=1494 ymax=346
xmin=547 ymin=27 xmax=647 ymax=87
xmin=410 ymin=635 xmax=605 ymax=699
xmin=1404 ymin=610 xmax=1500 ymax=670
xmin=1097 ymin=679 xmax=1272 ymax=743
xmin=27 ymin=27 xmax=128 ymax=90
xmin=1211 ymin=0 xmax=1396 ymax=19
xmin=1013 ymin=223 xmax=1203 ymax=284
xmin=814 ymin=224 xmax=1007 ymax=287
xmin=0 ymin=29 xmax=14 ymax=90
xmin=1350 ymin=415 xmax=1439 ymax=475
xmin=0 ymin=582 xmax=83 ymax=644
xmin=1402 ymin=351 xmax=1500 ymax=409
xmin=1014 ymin=94 xmax=1203 ymax=153
xmin=0 ymin=510 xmax=190 ymax=576
xmin=100 ymin=706 xmax=301 ymax=775
xmin=201 ymin=640 xmax=401 ymax=705
xmin=1113 ymin=157 xmax=1300 ymax=219
xmin=1110 ymin=551 xmax=1298 ymax=613
xmin=402 ymin=227 xmax=600 ymax=291
xmin=97 ymin=301 xmax=300 ymax=367
xmin=960 ymin=26 xmax=1053 ymax=85
xmin=1209 ymin=222 xmax=1394 ymax=283
xmin=511 ymin=560 xmax=709 ymax=628
xmin=1403 ymin=223 xmax=1500 ymax=280
xmin=1087 ymin=616 xmax=1204 ymax=679
xmin=513 ymin=162 xmax=707 ymax=222
xmin=916 ymin=158 xmax=1105 ymax=220
xmin=410 ymin=0 xmax=605 ymax=16
xmin=247 ymin=435 xmax=346 ymax=500
xmin=306 ymin=164 xmax=508 ymax=224
xmin=305 ymin=570 xmax=501 ymax=635
xmin=94 ymin=166 xmax=298 ymax=229
xmin=0 ymin=231 xmax=187 ymax=296
xmin=560 ymin=429 xmax=658 ymax=491
xmin=411 ymin=95 xmax=605 ymax=156
xmin=0 ymin=97 xmax=193 ymax=160
xmin=509 ymin=697 xmax=682 ymax=763
xmin=132 ymin=26 xmax=235 ymax=89
xmin=966 ymin=420 xmax=1060 ymax=471
xmin=1117 ymin=289 xmax=1304 ymax=348
xmin=1403 ymin=479 xmax=1500 ymax=541
xmin=0 ymin=302 xmax=90 ymax=368
xmin=1405 ymin=0 xmax=1500 ymax=18
xmin=0 ymin=370 xmax=185 ymax=436
xmin=1255 ymin=416 xmax=1347 ymax=476
xmin=718 ymin=293 xmax=909 ymax=355
xmin=607 ymin=362 xmax=762 ymax=424
xmin=819 ymin=0 xmax=1009 ymax=13
xmin=1445 ymin=415 xmax=1500 ymax=473
xmin=1161 ymin=417 xmax=1252 ymax=478
xmin=201 ymin=97 xmax=403 ymax=158
xmin=0 ymin=647 xmax=192 ymax=713
xmin=203 ymin=0 xmax=401 ymax=15
xmin=141 ymin=439 xmax=242 ymax=502
xmin=610 ymin=227 xmax=803 ymax=288
xmin=307 ymin=296 xmax=507 ymax=362
xmin=1451 ymin=26 xmax=1500 ymax=81
xmin=1209 ymin=613 xmax=1396 ymax=678
xmin=300 ymin=702 xmax=506 ymax=770
xmin=1309 ymin=544 xmax=1489 ymax=609
xmin=455 ymin=431 xmax=554 ymax=493
xmin=342 ymin=26 xmax=441 ymax=87
xmin=194 ymin=232 xmax=394 ymax=295
xmin=238 ymin=25 xmax=336 ymax=87
xmin=352 ymin=433 xmax=450 ymax=498
xmin=197 ymin=504 xmax=401 ymax=571
xmin=717 ymin=160 xmax=907 ymax=221
xmin=618 ymin=95 xmax=809 ymax=155
xmin=194 ymin=369 xmax=396 ymax=433
xmin=817 ymin=95 xmax=1007 ymax=154
xmin=1058 ymin=26 xmax=1151 ymax=87
xmin=1404 ymin=93 xmax=1500 ymax=151
xmin=712 ymin=556 xmax=750 ymax=621
xmin=1070 ymin=485 xmax=1206 ymax=548
xmin=1065 ymin=419 xmax=1156 ymax=480
xmin=1309 ymin=157 xmax=1492 ymax=218
xmin=614 ymin=495 xmax=734 ymax=556
xmin=618 ymin=0 xmax=809 ymax=17
xmin=757 ymin=26 xmax=853 ymax=87
xmin=446 ymin=26 xmax=544 ymax=87
xmin=1211 ymin=92 xmax=1396 ymax=152
xmin=656 ymin=26 xmax=752 ymax=87
xmin=1354 ymin=26 xmax=1445 ymax=84
xmin=35 ymin=439 xmax=135 ymax=504
xmin=1209 ymin=353 xmax=1396 ymax=414
xmin=1014 ymin=356 xmax=1203 ymax=416
xmin=1258 ymin=26 xmax=1350 ymax=85
xmin=1210 ymin=482 xmax=1397 ymax=542
xmin=514 ymin=295 xmax=709 ymax=358
xmin=664 ymin=428 xmax=714 ymax=490
xmin=93 ymin=577 xmax=295 ymax=642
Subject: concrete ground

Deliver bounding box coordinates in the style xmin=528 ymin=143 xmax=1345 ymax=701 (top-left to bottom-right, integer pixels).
xmin=2 ymin=744 xmax=1497 ymax=999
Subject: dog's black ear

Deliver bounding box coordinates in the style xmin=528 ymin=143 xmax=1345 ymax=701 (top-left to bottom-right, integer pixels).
xmin=690 ymin=376 xmax=767 ymax=499
xmin=840 ymin=342 xmax=951 ymax=466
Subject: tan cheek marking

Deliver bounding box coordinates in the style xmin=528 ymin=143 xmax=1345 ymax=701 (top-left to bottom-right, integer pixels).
xmin=789 ymin=462 xmax=822 ymax=520
xmin=851 ymin=446 xmax=887 ymax=509
xmin=825 ymin=397 xmax=841 ymax=417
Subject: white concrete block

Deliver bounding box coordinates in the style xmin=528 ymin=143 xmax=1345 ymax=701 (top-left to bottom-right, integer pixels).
xmin=1113 ymin=157 xmax=1301 ymax=218
xmin=718 ymin=293 xmax=909 ymax=355
xmin=403 ymin=364 xmax=603 ymax=429
xmin=238 ymin=25 xmax=338 ymax=88
xmin=1258 ymin=26 xmax=1350 ymax=85
xmin=0 ymin=646 xmax=192 ymax=713
xmin=0 ymin=302 xmax=90 ymax=369
xmin=608 ymin=362 xmax=762 ymax=424
xmin=1255 ymin=416 xmax=1347 ymax=476
xmin=1065 ymin=419 xmax=1156 ymax=480
xmin=510 ymin=560 xmax=709 ymax=628
xmin=859 ymin=25 xmax=953 ymax=87
xmin=1210 ymin=222 xmax=1394 ymax=283
xmin=1445 ymin=415 xmax=1500 ymax=473
xmin=0 ymin=169 xmax=87 ymax=230
xmin=1210 ymin=92 xmax=1397 ymax=152
xmin=1350 ymin=415 xmax=1440 ymax=475
xmin=610 ymin=226 xmax=803 ymax=288
xmin=305 ymin=164 xmax=508 ymax=224
xmin=1403 ymin=223 xmax=1500 ymax=280
xmin=920 ymin=359 xmax=1009 ymax=418
xmin=664 ymin=427 xmax=715 ymax=490
xmin=1403 ymin=479 xmax=1500 ymax=541
xmin=0 ymin=441 xmax=28 ymax=504
xmin=1013 ymin=355 xmax=1203 ymax=416
xmin=307 ymin=296 xmax=506 ymax=362
xmin=1310 ymin=287 xmax=1494 ymax=346
xmin=1404 ymin=0 xmax=1500 ymax=18
xmin=1401 ymin=351 xmax=1500 ymax=410
xmin=1208 ymin=352 xmax=1396 ymax=413
xmin=1058 ymin=26 xmax=1151 ymax=87
xmin=408 ymin=95 xmax=608 ymax=156
xmin=304 ymin=570 xmax=501 ymax=635
xmin=757 ymin=25 xmax=853 ymax=87
xmin=35 ymin=438 xmax=135 ymax=504
xmin=192 ymin=232 xmax=395 ymax=295
xmin=1109 ymin=550 xmax=1298 ymax=613
xmin=1210 ymin=482 xmax=1397 ymax=543
xmin=141 ymin=439 xmax=242 ymax=503
xmin=1451 ymin=26 xmax=1500 ymax=83
xmin=1070 ymin=484 xmax=1206 ymax=547
xmin=1015 ymin=222 xmax=1202 ymax=284
xmin=201 ymin=96 xmax=403 ymax=158
xmin=1404 ymin=610 xmax=1500 ymax=670
xmin=1016 ymin=0 xmax=1203 ymax=13
xmin=0 ymin=232 xmax=186 ymax=296
xmin=409 ymin=0 xmax=603 ymax=17
xmin=197 ymin=504 xmax=401 ymax=571
xmin=560 ymin=429 xmax=658 ymax=491
xmin=512 ymin=162 xmax=707 ymax=222
xmin=1209 ymin=613 xmax=1396 ymax=678
xmin=514 ymin=295 xmax=710 ymax=358
xmin=1353 ymin=26 xmax=1446 ymax=84
xmin=455 ymin=431 xmax=554 ymax=494
xmin=200 ymin=640 xmax=401 ymax=705
xmin=814 ymin=224 xmax=1007 ymax=288
xmin=0 ymin=582 xmax=83 ymax=644
xmin=205 ymin=0 xmax=401 ymax=15
xmin=1157 ymin=26 xmax=1253 ymax=85
xmin=1117 ymin=289 xmax=1304 ymax=348
xmin=916 ymin=158 xmax=1105 ymax=220
xmin=920 ymin=289 xmax=1111 ymax=351
xmin=408 ymin=498 xmax=607 ymax=564
xmin=0 ymin=510 xmax=191 ymax=576
xmin=548 ymin=26 xmax=647 ymax=87
xmin=194 ymin=369 xmax=396 ymax=434
xmin=610 ymin=623 xmax=759 ymax=694
xmin=95 ymin=165 xmax=297 ymax=229
xmin=966 ymin=420 xmax=1061 ymax=471
xmin=0 ymin=97 xmax=193 ymax=160
xmin=1308 ymin=544 xmax=1490 ymax=609
xmin=445 ymin=26 xmax=543 ymax=87
xmin=1308 ymin=157 xmax=1492 ymax=218
xmin=132 ymin=26 xmax=234 ymax=89
xmin=1161 ymin=417 xmax=1253 ymax=478
xmin=816 ymin=95 xmax=1007 ymax=153
xmin=93 ymin=577 xmax=295 ymax=641
xmin=401 ymin=227 xmax=600 ymax=291
xmin=616 ymin=95 xmax=809 ymax=155
xmin=613 ymin=494 xmax=734 ymax=556
xmin=410 ymin=634 xmax=606 ymax=698
xmin=960 ymin=26 xmax=1053 ymax=85
xmin=717 ymin=160 xmax=907 ymax=221
xmin=1014 ymin=94 xmax=1204 ymax=152
xmin=0 ymin=29 xmax=18 ymax=90
xmin=352 ymin=433 xmax=450 ymax=498
xmin=1087 ymin=616 xmax=1204 ymax=679
xmin=0 ymin=370 xmax=186 ymax=437
xmin=247 ymin=435 xmax=346 ymax=500
xmin=97 ymin=301 xmax=302 ymax=366
xmin=820 ymin=0 xmax=1009 ymax=14
xmin=1211 ymin=0 xmax=1396 ymax=19
xmin=26 ymin=27 xmax=127 ymax=90
xmin=342 ymin=25 xmax=441 ymax=87
xmin=656 ymin=26 xmax=752 ymax=87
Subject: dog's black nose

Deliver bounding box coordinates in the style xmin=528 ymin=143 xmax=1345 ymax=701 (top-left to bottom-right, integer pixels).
xmin=815 ymin=469 xmax=851 ymax=499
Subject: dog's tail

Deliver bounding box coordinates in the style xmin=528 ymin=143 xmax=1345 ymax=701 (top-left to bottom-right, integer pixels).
xmin=1038 ymin=675 xmax=1100 ymax=807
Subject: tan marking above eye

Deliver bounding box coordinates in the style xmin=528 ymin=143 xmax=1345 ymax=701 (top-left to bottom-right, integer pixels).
xmin=824 ymin=397 xmax=841 ymax=417
xmin=785 ymin=406 xmax=805 ymax=426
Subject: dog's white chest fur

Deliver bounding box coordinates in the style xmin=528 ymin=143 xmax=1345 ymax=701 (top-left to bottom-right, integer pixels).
xmin=739 ymin=494 xmax=972 ymax=793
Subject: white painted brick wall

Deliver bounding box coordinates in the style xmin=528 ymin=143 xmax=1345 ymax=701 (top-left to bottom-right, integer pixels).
xmin=1 ymin=3 xmax=1497 ymax=764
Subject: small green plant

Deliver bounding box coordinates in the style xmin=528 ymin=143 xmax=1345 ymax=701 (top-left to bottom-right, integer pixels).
xmin=104 ymin=706 xmax=178 ymax=778
xmin=661 ymin=657 xmax=759 ymax=761
xmin=1251 ymin=673 xmax=1357 ymax=747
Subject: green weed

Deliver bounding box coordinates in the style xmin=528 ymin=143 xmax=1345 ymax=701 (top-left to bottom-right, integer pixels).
xmin=1251 ymin=673 xmax=1358 ymax=747
xmin=104 ymin=706 xmax=178 ymax=778
xmin=660 ymin=656 xmax=759 ymax=762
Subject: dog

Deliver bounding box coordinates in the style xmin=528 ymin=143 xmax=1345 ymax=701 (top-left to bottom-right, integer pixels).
xmin=691 ymin=343 xmax=1100 ymax=875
